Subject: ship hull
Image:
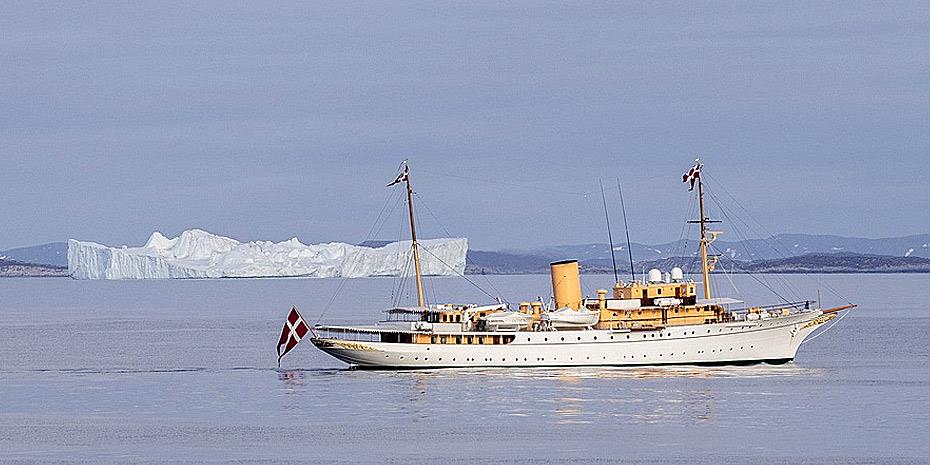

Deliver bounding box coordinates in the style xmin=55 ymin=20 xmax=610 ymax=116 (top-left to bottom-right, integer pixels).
xmin=311 ymin=310 xmax=833 ymax=369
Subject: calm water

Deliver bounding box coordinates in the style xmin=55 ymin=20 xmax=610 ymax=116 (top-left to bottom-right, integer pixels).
xmin=0 ymin=274 xmax=928 ymax=464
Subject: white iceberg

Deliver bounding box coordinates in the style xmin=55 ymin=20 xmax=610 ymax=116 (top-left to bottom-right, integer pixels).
xmin=68 ymin=229 xmax=467 ymax=280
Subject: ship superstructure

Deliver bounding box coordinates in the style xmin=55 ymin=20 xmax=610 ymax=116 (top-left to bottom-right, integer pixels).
xmin=306 ymin=161 xmax=853 ymax=369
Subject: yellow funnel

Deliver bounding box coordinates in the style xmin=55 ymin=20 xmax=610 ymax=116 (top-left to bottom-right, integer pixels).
xmin=550 ymin=260 xmax=582 ymax=310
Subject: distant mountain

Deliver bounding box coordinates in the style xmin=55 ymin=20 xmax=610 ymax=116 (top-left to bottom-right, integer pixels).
xmin=465 ymin=251 xmax=930 ymax=275
xmin=466 ymin=251 xmax=553 ymax=274
xmin=0 ymin=242 xmax=68 ymax=267
xmin=0 ymin=258 xmax=68 ymax=277
xmin=739 ymin=253 xmax=930 ymax=273
xmin=518 ymin=233 xmax=930 ymax=262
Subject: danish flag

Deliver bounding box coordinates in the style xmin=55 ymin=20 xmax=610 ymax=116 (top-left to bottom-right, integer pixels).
xmin=386 ymin=163 xmax=409 ymax=187
xmin=277 ymin=306 xmax=310 ymax=366
xmin=682 ymin=159 xmax=702 ymax=191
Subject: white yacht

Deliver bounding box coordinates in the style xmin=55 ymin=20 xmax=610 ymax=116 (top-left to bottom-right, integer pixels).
xmin=299 ymin=161 xmax=853 ymax=369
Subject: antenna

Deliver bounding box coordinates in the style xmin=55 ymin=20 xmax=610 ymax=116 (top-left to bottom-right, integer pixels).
xmin=617 ymin=178 xmax=636 ymax=282
xmin=599 ymin=179 xmax=619 ymax=283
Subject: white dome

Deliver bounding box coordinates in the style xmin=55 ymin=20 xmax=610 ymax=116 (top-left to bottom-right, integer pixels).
xmin=670 ymin=267 xmax=684 ymax=282
xmin=647 ymin=268 xmax=662 ymax=283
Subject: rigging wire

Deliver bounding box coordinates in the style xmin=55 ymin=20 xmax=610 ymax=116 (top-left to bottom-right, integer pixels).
xmin=703 ymin=173 xmax=852 ymax=305
xmin=704 ymin=185 xmax=805 ymax=303
xmin=802 ymin=308 xmax=853 ymax=344
xmin=314 ymin=183 xmax=405 ymax=326
xmin=415 ymin=192 xmax=506 ymax=302
xmin=418 ymin=243 xmax=499 ymax=301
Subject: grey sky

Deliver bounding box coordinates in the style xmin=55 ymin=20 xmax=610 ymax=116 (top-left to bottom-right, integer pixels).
xmin=2 ymin=2 xmax=929 ymax=250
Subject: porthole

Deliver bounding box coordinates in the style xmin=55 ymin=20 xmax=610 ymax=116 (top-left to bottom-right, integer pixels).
xmin=527 ymin=337 xmax=531 ymax=341
xmin=544 ymin=338 xmax=548 ymax=341
xmin=593 ymin=336 xmax=597 ymax=340
xmin=577 ymin=337 xmax=582 ymax=341
xmin=610 ymin=336 xmax=614 ymax=340
xmin=561 ymin=337 xmax=565 ymax=341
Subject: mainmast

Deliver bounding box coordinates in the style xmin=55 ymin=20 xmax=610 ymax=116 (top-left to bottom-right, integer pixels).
xmin=684 ymin=160 xmax=719 ymax=300
xmin=388 ymin=161 xmax=426 ymax=307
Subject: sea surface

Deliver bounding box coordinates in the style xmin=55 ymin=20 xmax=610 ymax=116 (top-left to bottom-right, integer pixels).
xmin=0 ymin=274 xmax=928 ymax=464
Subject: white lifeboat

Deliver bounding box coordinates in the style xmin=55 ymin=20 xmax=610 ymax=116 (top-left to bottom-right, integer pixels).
xmin=482 ymin=311 xmax=533 ymax=332
xmin=541 ymin=307 xmax=600 ymax=328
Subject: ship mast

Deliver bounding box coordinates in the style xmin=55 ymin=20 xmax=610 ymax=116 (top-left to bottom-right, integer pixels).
xmin=685 ymin=160 xmax=719 ymax=300
xmin=389 ymin=161 xmax=426 ymax=307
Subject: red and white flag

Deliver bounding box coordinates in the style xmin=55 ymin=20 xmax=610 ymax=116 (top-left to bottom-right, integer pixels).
xmin=682 ymin=159 xmax=702 ymax=191
xmin=386 ymin=163 xmax=409 ymax=187
xmin=277 ymin=306 xmax=310 ymax=366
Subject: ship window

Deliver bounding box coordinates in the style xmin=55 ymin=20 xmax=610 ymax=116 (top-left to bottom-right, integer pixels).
xmin=456 ymin=336 xmax=462 ymax=344
xmin=430 ymin=336 xmax=437 ymax=344
xmin=593 ymin=336 xmax=597 ymax=340
xmin=577 ymin=336 xmax=581 ymax=341
xmin=455 ymin=315 xmax=461 ymax=322
xmin=561 ymin=337 xmax=565 ymax=341
xmin=657 ymin=289 xmax=662 ymax=294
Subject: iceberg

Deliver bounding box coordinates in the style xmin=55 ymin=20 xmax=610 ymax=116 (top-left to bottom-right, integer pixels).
xmin=68 ymin=229 xmax=467 ymax=280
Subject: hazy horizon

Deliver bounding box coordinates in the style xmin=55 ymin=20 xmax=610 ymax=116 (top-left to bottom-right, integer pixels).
xmin=3 ymin=2 xmax=929 ymax=250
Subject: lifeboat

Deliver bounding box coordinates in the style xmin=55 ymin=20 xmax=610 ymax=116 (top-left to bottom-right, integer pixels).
xmin=541 ymin=307 xmax=600 ymax=329
xmin=482 ymin=311 xmax=533 ymax=332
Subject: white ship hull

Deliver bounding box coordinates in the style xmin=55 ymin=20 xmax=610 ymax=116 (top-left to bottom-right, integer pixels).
xmin=311 ymin=310 xmax=833 ymax=369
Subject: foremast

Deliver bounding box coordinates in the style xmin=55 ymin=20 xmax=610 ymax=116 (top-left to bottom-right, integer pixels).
xmin=388 ymin=161 xmax=426 ymax=307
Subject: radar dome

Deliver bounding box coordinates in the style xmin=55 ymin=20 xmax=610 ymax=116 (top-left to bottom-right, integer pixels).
xmin=647 ymin=268 xmax=662 ymax=283
xmin=670 ymin=267 xmax=684 ymax=282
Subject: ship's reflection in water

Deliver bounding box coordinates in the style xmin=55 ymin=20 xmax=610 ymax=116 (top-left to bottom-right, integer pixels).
xmin=282 ymin=363 xmax=822 ymax=428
